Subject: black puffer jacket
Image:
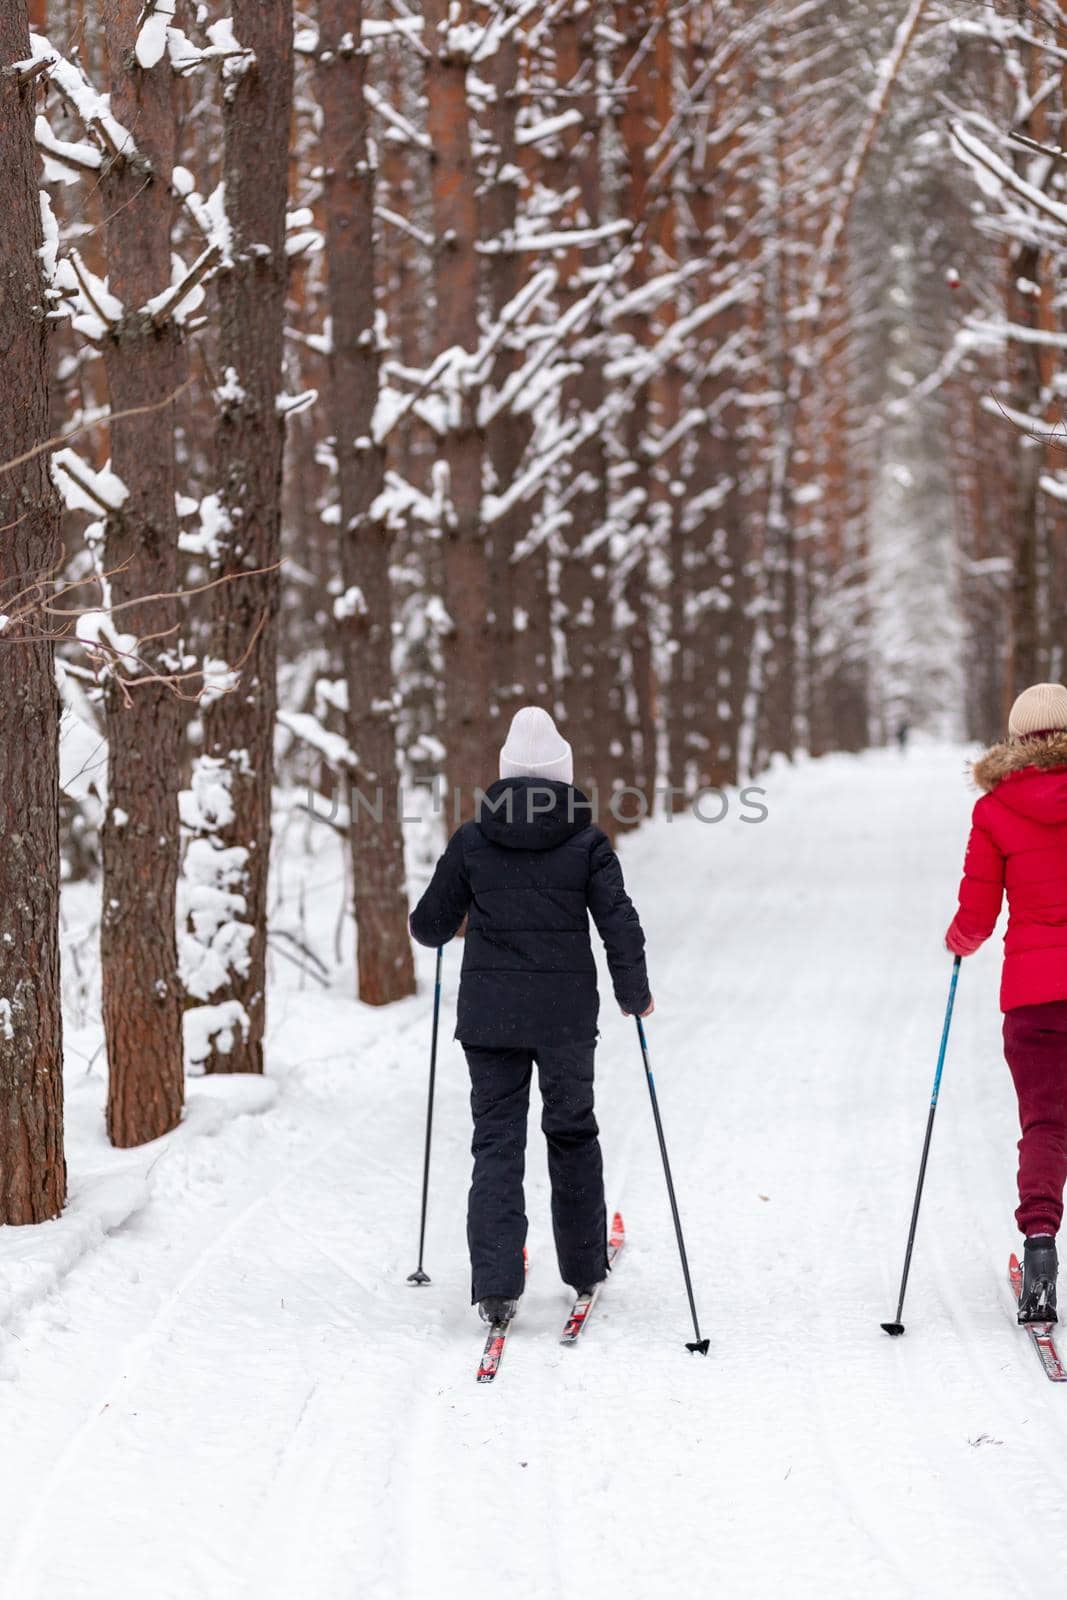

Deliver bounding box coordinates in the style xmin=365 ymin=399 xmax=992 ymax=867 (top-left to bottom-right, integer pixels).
xmin=409 ymin=778 xmax=651 ymax=1046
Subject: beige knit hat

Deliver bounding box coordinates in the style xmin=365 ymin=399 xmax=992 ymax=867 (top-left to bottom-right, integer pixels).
xmin=499 ymin=705 xmax=573 ymax=784
xmin=1008 ymin=682 xmax=1067 ymax=739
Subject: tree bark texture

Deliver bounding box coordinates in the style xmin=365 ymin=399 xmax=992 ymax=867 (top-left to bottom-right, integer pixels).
xmin=98 ymin=0 xmax=185 ymax=1146
xmin=0 ymin=0 xmax=66 ymax=1222
xmin=425 ymin=0 xmax=494 ymax=810
xmin=195 ymin=0 xmax=294 ymax=1069
xmin=318 ymin=0 xmax=416 ymax=1005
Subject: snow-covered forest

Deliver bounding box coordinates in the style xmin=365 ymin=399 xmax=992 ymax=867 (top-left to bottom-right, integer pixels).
xmin=4 ymin=1 xmax=1067 ymax=1595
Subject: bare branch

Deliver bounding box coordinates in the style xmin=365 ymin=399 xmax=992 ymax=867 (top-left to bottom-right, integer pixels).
xmin=0 ymin=379 xmax=194 ymax=480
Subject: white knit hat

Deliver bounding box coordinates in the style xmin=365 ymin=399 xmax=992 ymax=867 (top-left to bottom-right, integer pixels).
xmin=499 ymin=706 xmax=573 ymax=784
xmin=1008 ymin=682 xmax=1067 ymax=739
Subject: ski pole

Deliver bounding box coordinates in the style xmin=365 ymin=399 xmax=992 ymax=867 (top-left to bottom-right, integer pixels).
xmin=881 ymin=954 xmax=961 ymax=1336
xmin=635 ymin=1016 xmax=710 ymax=1355
xmin=408 ymin=945 xmax=443 ymax=1286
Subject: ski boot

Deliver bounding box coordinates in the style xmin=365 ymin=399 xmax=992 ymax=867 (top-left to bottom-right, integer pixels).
xmin=478 ymin=1295 xmax=519 ymax=1326
xmin=1019 ymin=1235 xmax=1059 ymax=1324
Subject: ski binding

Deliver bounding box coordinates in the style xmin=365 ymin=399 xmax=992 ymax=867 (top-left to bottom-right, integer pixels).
xmin=1009 ymin=1253 xmax=1067 ymax=1383
xmin=561 ymin=1211 xmax=625 ymax=1344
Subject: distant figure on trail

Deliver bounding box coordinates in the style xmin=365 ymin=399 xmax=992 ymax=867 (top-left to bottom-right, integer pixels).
xmin=409 ymin=705 xmax=653 ymax=1329
xmin=945 ymin=682 xmax=1067 ymax=1325
xmin=896 ymin=720 xmax=910 ymax=753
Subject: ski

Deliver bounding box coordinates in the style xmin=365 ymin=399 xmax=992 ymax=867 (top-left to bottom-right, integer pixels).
xmin=1009 ymin=1254 xmax=1067 ymax=1382
xmin=476 ymin=1319 xmax=512 ymax=1383
xmin=561 ymin=1211 xmax=626 ymax=1345
xmin=475 ymin=1247 xmax=528 ymax=1384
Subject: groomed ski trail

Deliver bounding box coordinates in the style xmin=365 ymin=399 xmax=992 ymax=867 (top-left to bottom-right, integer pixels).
xmin=4 ymin=747 xmax=1067 ymax=1596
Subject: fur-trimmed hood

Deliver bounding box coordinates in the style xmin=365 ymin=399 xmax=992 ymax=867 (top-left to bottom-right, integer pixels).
xmin=973 ymin=732 xmax=1067 ymax=823
xmin=974 ymin=732 xmax=1067 ymax=791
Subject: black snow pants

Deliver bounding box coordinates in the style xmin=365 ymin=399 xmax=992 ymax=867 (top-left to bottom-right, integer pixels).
xmin=462 ymin=1041 xmax=608 ymax=1304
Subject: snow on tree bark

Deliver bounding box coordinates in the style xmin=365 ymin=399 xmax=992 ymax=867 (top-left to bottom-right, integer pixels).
xmin=484 ymin=15 xmax=551 ymax=715
xmin=1004 ymin=28 xmax=1050 ymax=698
xmin=611 ymin=0 xmax=664 ymax=802
xmin=97 ymin=0 xmax=184 ymax=1146
xmin=424 ymin=0 xmax=494 ymax=808
xmin=190 ymin=0 xmax=294 ymax=1072
xmin=317 ymin=0 xmax=416 ymax=1006
xmin=682 ymin=5 xmax=752 ymax=790
xmin=552 ymin=3 xmax=618 ymax=817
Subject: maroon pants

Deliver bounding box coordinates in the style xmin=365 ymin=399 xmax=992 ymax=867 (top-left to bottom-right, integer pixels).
xmin=1004 ymin=1000 xmax=1067 ymax=1237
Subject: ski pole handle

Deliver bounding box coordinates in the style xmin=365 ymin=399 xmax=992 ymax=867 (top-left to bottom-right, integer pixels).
xmin=929 ymin=955 xmax=961 ymax=1109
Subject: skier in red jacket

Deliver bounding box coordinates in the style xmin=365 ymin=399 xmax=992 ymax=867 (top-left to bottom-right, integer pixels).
xmin=946 ymin=683 xmax=1067 ymax=1323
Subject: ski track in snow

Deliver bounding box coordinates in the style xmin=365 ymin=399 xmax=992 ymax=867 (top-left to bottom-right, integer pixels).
xmin=4 ymin=746 xmax=1067 ymax=1596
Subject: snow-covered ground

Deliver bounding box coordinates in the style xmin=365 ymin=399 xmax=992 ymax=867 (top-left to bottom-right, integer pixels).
xmin=3 ymin=745 xmax=1066 ymax=1599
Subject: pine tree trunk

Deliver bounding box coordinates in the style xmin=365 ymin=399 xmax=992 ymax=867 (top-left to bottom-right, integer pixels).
xmin=424 ymin=0 xmax=494 ymax=811
xmin=0 ymin=0 xmax=66 ymax=1223
xmin=98 ymin=0 xmax=184 ymax=1146
xmin=647 ymin=7 xmax=681 ymax=802
xmin=378 ymin=36 xmax=439 ymax=765
xmin=758 ymin=45 xmax=799 ymax=763
xmin=318 ymin=0 xmax=416 ymax=1005
xmin=686 ymin=18 xmax=749 ymax=789
xmin=554 ymin=3 xmax=618 ymax=818
xmin=193 ymin=0 xmax=293 ymax=1071
xmin=485 ymin=19 xmax=551 ymax=713
xmin=613 ymin=0 xmax=666 ymax=801
xmin=1006 ymin=184 xmax=1046 ymax=692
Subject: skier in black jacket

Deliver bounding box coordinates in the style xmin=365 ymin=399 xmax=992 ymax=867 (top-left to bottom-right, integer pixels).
xmin=409 ymin=705 xmax=653 ymax=1325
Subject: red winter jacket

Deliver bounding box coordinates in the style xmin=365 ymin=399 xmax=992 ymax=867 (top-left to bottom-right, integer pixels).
xmin=946 ymin=736 xmax=1067 ymax=1011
